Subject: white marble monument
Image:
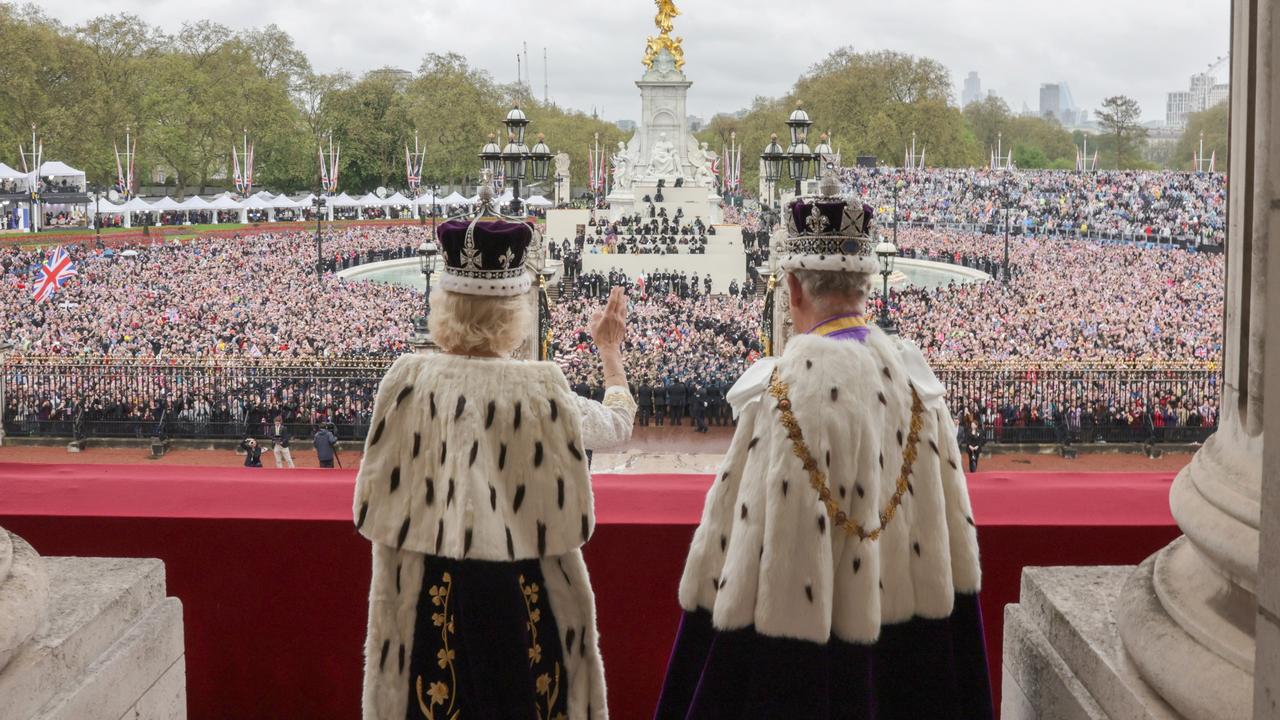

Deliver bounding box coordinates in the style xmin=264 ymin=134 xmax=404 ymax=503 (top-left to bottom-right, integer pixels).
xmin=1001 ymin=1 xmax=1279 ymax=718
xmin=605 ymin=1 xmax=722 ymax=222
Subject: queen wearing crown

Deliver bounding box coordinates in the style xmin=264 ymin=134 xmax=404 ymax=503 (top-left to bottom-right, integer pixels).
xmin=354 ymin=200 xmax=636 ymax=720
xmin=655 ymin=176 xmax=994 ymax=718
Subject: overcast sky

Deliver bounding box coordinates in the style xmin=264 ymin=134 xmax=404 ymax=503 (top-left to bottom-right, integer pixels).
xmin=35 ymin=0 xmax=1229 ymax=123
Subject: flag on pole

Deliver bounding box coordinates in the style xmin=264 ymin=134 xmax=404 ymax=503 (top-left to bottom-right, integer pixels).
xmin=33 ymin=246 xmax=76 ymax=304
xmin=232 ymin=146 xmax=242 ymax=193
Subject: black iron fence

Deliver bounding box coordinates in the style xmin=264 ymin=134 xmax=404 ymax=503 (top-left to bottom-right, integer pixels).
xmin=933 ymin=362 xmax=1220 ymax=445
xmin=1 ymin=355 xmax=1220 ymax=445
xmin=1 ymin=355 xmax=390 ymax=443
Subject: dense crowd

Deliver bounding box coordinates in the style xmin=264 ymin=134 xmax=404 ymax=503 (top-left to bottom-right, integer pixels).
xmin=0 ymin=226 xmax=427 ymax=358
xmin=841 ymin=168 xmax=1227 ymax=246
xmin=1 ymin=226 xmax=431 ymax=438
xmin=0 ymin=179 xmax=1228 ymax=441
xmin=889 ymin=229 xmax=1224 ymax=362
xmin=550 ymin=284 xmax=763 ymax=430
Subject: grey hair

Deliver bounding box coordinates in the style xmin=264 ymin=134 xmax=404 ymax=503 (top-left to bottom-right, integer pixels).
xmin=789 ymin=269 xmax=872 ymax=309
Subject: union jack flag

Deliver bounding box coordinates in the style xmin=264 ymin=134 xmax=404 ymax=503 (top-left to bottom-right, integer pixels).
xmin=33 ymin=246 xmax=76 ymax=304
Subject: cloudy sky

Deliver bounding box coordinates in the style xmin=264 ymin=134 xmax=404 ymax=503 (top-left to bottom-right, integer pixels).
xmin=36 ymin=0 xmax=1229 ymax=123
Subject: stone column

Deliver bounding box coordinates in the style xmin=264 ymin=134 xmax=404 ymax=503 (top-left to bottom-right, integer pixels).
xmin=1115 ymin=2 xmax=1275 ymax=718
xmin=0 ymin=528 xmax=48 ymax=673
xmin=1254 ymin=2 xmax=1280 ymax=716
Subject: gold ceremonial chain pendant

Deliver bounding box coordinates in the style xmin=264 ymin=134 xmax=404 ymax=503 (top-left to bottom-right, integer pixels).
xmin=768 ymin=369 xmax=925 ymax=541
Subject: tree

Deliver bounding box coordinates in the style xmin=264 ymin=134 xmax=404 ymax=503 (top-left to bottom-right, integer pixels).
xmin=1095 ymin=95 xmax=1147 ymax=169
xmin=1172 ymin=101 xmax=1228 ymax=170
xmin=404 ymin=53 xmax=504 ymax=188
xmin=325 ymin=71 xmax=413 ymax=192
xmin=963 ymin=95 xmax=1012 ymax=154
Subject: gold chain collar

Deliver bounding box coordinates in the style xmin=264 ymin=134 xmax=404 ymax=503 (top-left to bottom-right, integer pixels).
xmin=767 ymin=368 xmax=924 ymax=542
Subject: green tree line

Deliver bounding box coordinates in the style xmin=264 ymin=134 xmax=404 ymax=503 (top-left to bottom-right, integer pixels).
xmin=0 ymin=5 xmax=1222 ymax=198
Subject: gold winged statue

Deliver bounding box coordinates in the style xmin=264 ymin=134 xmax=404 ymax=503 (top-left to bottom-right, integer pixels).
xmin=643 ymin=0 xmax=685 ymax=71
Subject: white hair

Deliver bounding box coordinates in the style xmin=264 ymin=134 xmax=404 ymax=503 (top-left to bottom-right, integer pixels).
xmin=428 ymin=287 xmax=531 ymax=356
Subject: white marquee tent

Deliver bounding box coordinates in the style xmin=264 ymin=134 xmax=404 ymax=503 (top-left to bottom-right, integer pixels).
xmin=178 ymin=196 xmax=213 ymax=211
xmin=0 ymin=162 xmax=27 ymax=182
xmin=36 ymin=161 xmax=86 ymax=192
xmin=207 ymin=196 xmax=242 ymax=211
xmin=147 ymin=196 xmax=184 ymax=212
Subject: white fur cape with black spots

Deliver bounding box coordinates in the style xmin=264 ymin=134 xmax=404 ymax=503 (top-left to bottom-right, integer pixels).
xmin=353 ymin=352 xmax=635 ymax=720
xmin=678 ymin=328 xmax=982 ymax=643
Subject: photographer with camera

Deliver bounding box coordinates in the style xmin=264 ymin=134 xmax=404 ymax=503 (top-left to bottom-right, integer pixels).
xmin=313 ymin=422 xmax=340 ymax=468
xmin=239 ymin=437 xmax=264 ymax=468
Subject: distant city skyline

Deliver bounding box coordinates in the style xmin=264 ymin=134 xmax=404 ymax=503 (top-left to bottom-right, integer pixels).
xmin=31 ymin=0 xmax=1228 ymax=124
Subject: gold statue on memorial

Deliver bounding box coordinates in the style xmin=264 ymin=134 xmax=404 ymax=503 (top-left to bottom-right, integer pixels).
xmin=643 ymin=0 xmax=685 ymax=71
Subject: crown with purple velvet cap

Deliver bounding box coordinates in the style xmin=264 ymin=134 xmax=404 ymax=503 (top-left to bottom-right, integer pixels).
xmin=436 ymin=189 xmax=536 ymax=297
xmin=779 ymin=172 xmax=878 ymax=275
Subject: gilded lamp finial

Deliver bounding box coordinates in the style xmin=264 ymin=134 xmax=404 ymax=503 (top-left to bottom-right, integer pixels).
xmin=643 ymin=0 xmax=685 ymax=71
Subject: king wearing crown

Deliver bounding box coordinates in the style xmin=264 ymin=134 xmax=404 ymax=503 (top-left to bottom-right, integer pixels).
xmin=655 ymin=175 xmax=994 ymax=718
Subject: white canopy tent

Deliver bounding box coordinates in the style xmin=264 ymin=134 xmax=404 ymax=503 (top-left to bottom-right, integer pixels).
xmin=439 ymin=191 xmax=471 ymax=206
xmin=147 ymin=196 xmax=184 ymax=212
xmin=382 ymin=192 xmax=415 ymax=218
xmin=525 ymin=194 xmax=553 ymax=208
xmin=329 ymin=193 xmax=360 ymax=207
xmin=357 ymin=192 xmax=387 ymax=208
xmin=120 ymin=197 xmax=154 ymax=212
xmin=239 ymin=195 xmax=275 ymax=222
xmin=36 ymin=161 xmax=86 ymax=193
xmin=0 ymin=162 xmax=27 ymax=183
xmin=94 ymin=199 xmax=126 ymax=215
xmin=178 ymin=196 xmax=213 ymax=211
xmin=207 ymin=196 xmax=243 ymax=211
xmin=117 ymin=196 xmax=154 ymax=228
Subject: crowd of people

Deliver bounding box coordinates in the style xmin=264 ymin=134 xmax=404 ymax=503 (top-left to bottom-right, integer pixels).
xmin=0 ymin=225 xmax=428 ymax=358
xmin=550 ymin=282 xmax=763 ymax=431
xmin=888 ymin=228 xmax=1223 ymax=362
xmin=585 ymin=208 xmax=714 ymax=255
xmin=0 ymin=168 xmax=1229 ymax=442
xmin=840 ymin=167 xmax=1227 ymax=246
xmin=0 ymin=226 xmax=429 ymax=439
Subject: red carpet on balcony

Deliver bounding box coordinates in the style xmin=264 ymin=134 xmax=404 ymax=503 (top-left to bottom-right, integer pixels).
xmin=0 ymin=463 xmax=1179 ymax=720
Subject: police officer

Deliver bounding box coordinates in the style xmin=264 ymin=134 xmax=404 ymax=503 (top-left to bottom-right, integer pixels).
xmin=669 ymin=380 xmax=687 ymax=426
xmin=691 ymin=385 xmax=708 ymax=433
xmin=637 ymin=382 xmax=653 ymax=427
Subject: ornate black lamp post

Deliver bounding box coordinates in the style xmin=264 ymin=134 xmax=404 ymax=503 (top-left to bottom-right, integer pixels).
xmin=875 ymin=239 xmax=898 ymax=335
xmin=760 ymin=133 xmax=785 ymax=209
xmin=481 ymin=106 xmax=553 ymax=216
xmin=312 ymin=195 xmax=327 ymax=281
xmin=91 ymin=183 xmax=103 ymax=245
xmin=413 ymin=240 xmax=439 ymax=347
xmin=784 ymin=103 xmax=815 ymax=197
xmin=1002 ymin=177 xmax=1012 ymax=284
